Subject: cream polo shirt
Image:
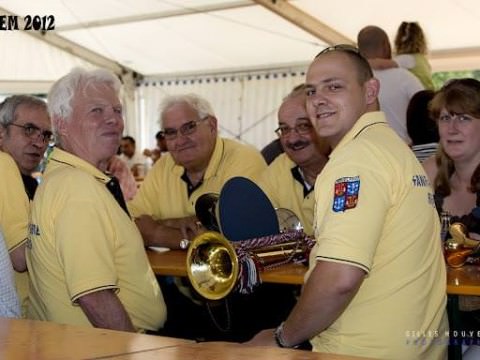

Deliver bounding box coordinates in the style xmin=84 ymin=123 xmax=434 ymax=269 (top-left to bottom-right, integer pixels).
xmin=129 ymin=137 xmax=267 ymax=219
xmin=258 ymin=153 xmax=316 ymax=236
xmin=0 ymin=151 xmax=29 ymax=251
xmin=27 ymin=148 xmax=166 ymax=331
xmin=307 ymin=111 xmax=447 ymax=359
xmin=0 ymin=151 xmax=30 ymax=315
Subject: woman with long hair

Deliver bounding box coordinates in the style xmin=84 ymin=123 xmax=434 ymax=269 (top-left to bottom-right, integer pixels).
xmin=423 ymin=78 xmax=480 ymax=358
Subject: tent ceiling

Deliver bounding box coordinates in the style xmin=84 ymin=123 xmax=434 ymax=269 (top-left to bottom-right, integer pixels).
xmin=0 ymin=0 xmax=479 ymax=88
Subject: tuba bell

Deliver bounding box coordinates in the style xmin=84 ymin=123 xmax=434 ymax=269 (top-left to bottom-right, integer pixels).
xmin=186 ymin=231 xmax=239 ymax=300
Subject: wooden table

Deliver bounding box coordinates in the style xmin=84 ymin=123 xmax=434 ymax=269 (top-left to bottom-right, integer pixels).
xmin=0 ymin=318 xmax=374 ymax=360
xmin=0 ymin=318 xmax=189 ymax=359
xmin=148 ymin=249 xmax=480 ymax=291
xmin=114 ymin=342 xmax=375 ymax=360
xmin=147 ymin=249 xmax=306 ymax=285
xmin=446 ymin=265 xmax=480 ymax=295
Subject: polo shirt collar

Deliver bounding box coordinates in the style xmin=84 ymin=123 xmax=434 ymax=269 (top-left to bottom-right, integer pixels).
xmin=330 ymin=111 xmax=386 ymax=157
xmin=48 ymin=147 xmax=111 ymax=184
xmin=172 ymin=137 xmax=224 ymax=180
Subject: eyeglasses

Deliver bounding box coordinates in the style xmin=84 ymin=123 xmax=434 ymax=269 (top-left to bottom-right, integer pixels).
xmin=275 ymin=122 xmax=313 ymax=137
xmin=7 ymin=123 xmax=54 ymax=143
xmin=438 ymin=113 xmax=474 ymax=126
xmin=162 ymin=116 xmax=209 ymax=140
xmin=315 ymin=44 xmax=361 ymax=58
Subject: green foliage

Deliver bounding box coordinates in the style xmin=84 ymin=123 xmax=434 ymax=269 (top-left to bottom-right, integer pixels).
xmin=432 ymin=70 xmax=480 ymax=90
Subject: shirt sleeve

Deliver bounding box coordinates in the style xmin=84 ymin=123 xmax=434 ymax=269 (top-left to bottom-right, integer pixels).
xmin=395 ymin=54 xmax=416 ymax=69
xmin=0 ymin=155 xmax=29 ymax=251
xmin=313 ymin=155 xmax=391 ymax=273
xmin=223 ymin=145 xmax=267 ymax=183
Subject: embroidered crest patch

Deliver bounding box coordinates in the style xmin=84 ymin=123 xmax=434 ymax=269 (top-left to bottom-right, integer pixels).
xmin=332 ymin=176 xmax=360 ymax=212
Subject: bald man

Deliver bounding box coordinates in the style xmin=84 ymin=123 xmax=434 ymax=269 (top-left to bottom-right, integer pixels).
xmin=357 ymin=25 xmax=423 ymax=143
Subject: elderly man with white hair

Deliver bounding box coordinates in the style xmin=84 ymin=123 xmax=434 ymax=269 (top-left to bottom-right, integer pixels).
xmin=26 ymin=67 xmax=166 ymax=332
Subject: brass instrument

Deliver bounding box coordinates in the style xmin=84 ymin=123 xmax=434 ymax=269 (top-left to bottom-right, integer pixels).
xmin=444 ymin=222 xmax=480 ymax=267
xmin=195 ymin=193 xmax=220 ymax=232
xmin=186 ymin=231 xmax=239 ymax=300
xmin=186 ymin=209 xmax=312 ymax=300
xmin=275 ymin=207 xmax=303 ymax=232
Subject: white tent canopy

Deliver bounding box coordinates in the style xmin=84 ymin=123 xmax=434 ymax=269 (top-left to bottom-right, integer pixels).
xmin=1 ymin=0 xmax=479 ymax=149
xmin=1 ymin=0 xmax=480 ymax=84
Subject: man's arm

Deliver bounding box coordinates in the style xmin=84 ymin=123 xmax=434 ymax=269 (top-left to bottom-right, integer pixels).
xmin=247 ymin=260 xmax=365 ymax=347
xmin=77 ymin=289 xmax=135 ymax=332
xmin=9 ymin=243 xmax=27 ymax=272
xmin=135 ymin=215 xmax=203 ymax=249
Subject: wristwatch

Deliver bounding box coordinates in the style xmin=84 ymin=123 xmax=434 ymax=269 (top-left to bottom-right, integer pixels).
xmin=179 ymin=238 xmax=190 ymax=250
xmin=274 ymin=322 xmax=300 ymax=349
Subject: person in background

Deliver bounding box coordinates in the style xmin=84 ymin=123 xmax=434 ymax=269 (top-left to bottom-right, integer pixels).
xmin=143 ymin=130 xmax=167 ymax=164
xmin=120 ymin=135 xmax=150 ymax=178
xmin=406 ymin=89 xmax=438 ymax=162
xmin=358 ymin=25 xmax=424 ymax=143
xmin=394 ymin=22 xmax=434 ymax=90
xmin=369 ymin=22 xmax=434 ymax=90
xmin=0 ymin=229 xmax=20 ymax=318
xmin=423 ymin=78 xmax=480 ymax=359
xmin=258 ymin=84 xmax=329 ymax=235
xmin=247 ymin=45 xmax=447 ymax=359
xmin=27 ymin=67 xmax=166 ymax=332
xmin=0 ymin=95 xmax=51 ymax=315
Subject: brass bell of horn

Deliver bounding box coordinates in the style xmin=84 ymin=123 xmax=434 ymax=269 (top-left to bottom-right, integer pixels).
xmin=445 ymin=222 xmax=480 ymax=268
xmin=186 ymin=231 xmax=239 ymax=300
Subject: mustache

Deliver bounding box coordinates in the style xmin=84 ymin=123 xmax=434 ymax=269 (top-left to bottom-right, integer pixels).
xmin=285 ymin=140 xmax=310 ymax=150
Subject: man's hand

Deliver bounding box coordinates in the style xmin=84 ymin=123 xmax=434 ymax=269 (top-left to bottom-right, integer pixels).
xmin=164 ymin=216 xmax=204 ymax=239
xmin=134 ymin=214 xmax=205 ymax=248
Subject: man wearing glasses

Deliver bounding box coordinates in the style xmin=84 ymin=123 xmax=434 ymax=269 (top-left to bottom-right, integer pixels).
xmin=248 ymin=46 xmax=447 ymax=359
xmin=258 ymin=84 xmax=329 ymax=236
xmin=129 ymin=93 xmax=267 ymax=250
xmin=0 ymin=95 xmax=51 ymax=315
xmin=129 ymin=93 xmax=266 ymax=340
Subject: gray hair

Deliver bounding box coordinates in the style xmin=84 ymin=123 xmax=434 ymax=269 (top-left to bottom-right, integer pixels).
xmin=48 ymin=67 xmax=122 ymax=122
xmin=0 ymin=95 xmax=47 ymax=127
xmin=159 ymin=93 xmax=215 ymax=126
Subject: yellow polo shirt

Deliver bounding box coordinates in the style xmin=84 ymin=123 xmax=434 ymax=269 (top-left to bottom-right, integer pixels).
xmin=0 ymin=151 xmax=30 ymax=315
xmin=307 ymin=112 xmax=447 ymax=359
xmin=258 ymin=154 xmax=315 ymax=236
xmin=27 ymin=148 xmax=166 ymax=331
xmin=129 ymin=137 xmax=267 ymax=219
